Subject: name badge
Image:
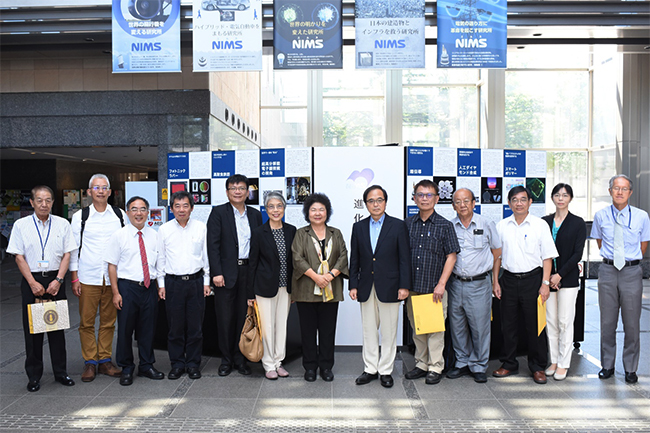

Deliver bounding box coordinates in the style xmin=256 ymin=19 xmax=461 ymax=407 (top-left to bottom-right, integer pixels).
xmin=473 ymin=229 xmax=484 ymax=248
xmin=37 ymin=260 xmax=49 ymax=269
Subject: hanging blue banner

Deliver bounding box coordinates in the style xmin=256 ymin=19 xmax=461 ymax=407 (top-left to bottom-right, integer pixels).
xmin=436 ymin=0 xmax=507 ymax=68
xmin=355 ymin=0 xmax=425 ymax=69
xmin=273 ymin=0 xmax=342 ymax=69
xmin=112 ymin=0 xmax=181 ymax=73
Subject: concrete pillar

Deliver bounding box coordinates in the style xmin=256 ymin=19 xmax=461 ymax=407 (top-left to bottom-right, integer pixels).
xmin=485 ymin=69 xmax=505 ymax=149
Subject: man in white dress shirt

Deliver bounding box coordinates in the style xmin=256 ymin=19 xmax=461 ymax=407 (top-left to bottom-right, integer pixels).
xmin=157 ymin=191 xmax=211 ymax=380
xmin=70 ymin=174 xmax=125 ymax=382
xmin=493 ymin=185 xmax=558 ymax=384
xmin=106 ymin=196 xmax=164 ymax=386
xmin=7 ymin=185 xmax=77 ymax=392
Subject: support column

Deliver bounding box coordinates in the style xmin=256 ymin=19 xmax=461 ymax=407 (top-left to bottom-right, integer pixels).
xmin=485 ymin=69 xmax=505 ymax=149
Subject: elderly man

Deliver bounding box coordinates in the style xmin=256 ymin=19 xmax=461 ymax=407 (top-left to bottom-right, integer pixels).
xmin=157 ymin=191 xmax=211 ymax=380
xmin=404 ymin=179 xmax=459 ymax=385
xmin=349 ymin=185 xmax=411 ymax=388
xmin=493 ymin=186 xmax=558 ymax=384
xmin=70 ymin=174 xmax=125 ymax=382
xmin=591 ymin=174 xmax=650 ymax=384
xmin=7 ymin=186 xmax=77 ymax=392
xmin=106 ymin=196 xmax=163 ymax=386
xmin=448 ymin=188 xmax=501 ymax=383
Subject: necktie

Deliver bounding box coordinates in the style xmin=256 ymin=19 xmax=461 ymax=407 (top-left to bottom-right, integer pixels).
xmin=613 ymin=212 xmax=625 ymax=271
xmin=138 ymin=231 xmax=151 ymax=288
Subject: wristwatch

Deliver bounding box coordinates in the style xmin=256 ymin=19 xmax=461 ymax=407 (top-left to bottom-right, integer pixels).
xmin=542 ymin=279 xmax=550 ymax=286
xmin=55 ymin=277 xmax=64 ymax=284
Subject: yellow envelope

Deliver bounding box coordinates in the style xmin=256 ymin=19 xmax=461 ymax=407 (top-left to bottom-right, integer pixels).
xmin=410 ymin=294 xmax=445 ymax=335
xmin=537 ymin=295 xmax=546 ymax=336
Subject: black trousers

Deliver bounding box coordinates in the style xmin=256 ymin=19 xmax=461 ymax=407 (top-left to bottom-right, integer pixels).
xmin=213 ymin=265 xmax=249 ymax=367
xmin=296 ymin=301 xmax=339 ymax=371
xmin=164 ymin=276 xmax=205 ymax=369
xmin=21 ymin=273 xmax=68 ymax=382
xmin=116 ymin=279 xmax=158 ymax=374
xmin=498 ymin=269 xmax=548 ymax=373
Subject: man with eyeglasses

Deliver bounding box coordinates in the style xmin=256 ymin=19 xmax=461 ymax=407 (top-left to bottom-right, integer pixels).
xmin=7 ymin=185 xmax=77 ymax=392
xmin=493 ymin=186 xmax=557 ymax=384
xmin=350 ymin=185 xmax=411 ymax=388
xmin=591 ymin=174 xmax=650 ymax=384
xmin=403 ymin=179 xmax=460 ymax=385
xmin=207 ymin=174 xmax=262 ymax=376
xmin=447 ymin=188 xmax=501 ymax=383
xmin=105 ymin=196 xmax=164 ymax=385
xmin=70 ymin=174 xmax=125 ymax=382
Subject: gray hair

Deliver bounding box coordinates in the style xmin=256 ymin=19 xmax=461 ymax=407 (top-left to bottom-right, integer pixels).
xmin=608 ymin=174 xmax=633 ymax=191
xmin=264 ymin=191 xmax=286 ymax=208
xmin=88 ymin=173 xmax=111 ymax=189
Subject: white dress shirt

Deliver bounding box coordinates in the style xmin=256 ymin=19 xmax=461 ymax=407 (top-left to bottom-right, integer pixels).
xmin=496 ymin=213 xmax=558 ymax=273
xmin=156 ymin=217 xmax=210 ymax=287
xmin=233 ymin=206 xmax=251 ymax=259
xmin=105 ymin=225 xmax=158 ymax=282
xmin=7 ymin=214 xmax=77 ymax=272
xmin=69 ymin=204 xmax=127 ymax=285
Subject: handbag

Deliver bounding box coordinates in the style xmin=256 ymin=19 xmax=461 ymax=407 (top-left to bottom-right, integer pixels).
xmin=239 ymin=303 xmax=263 ymax=363
xmin=27 ymin=298 xmax=70 ymax=334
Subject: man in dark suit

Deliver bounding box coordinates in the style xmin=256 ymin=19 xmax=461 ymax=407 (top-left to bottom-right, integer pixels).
xmin=207 ymin=174 xmax=263 ymax=376
xmin=349 ymin=185 xmax=411 ymax=388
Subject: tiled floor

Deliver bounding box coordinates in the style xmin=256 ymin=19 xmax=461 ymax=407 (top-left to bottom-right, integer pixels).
xmin=1 ymin=257 xmax=649 ymax=432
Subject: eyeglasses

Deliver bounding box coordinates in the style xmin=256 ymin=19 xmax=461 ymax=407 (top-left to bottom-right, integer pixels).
xmin=266 ymin=204 xmax=284 ymax=211
xmin=227 ymin=187 xmax=247 ymax=192
xmin=91 ymin=186 xmax=109 ymax=191
xmin=34 ymin=198 xmax=53 ymax=205
xmin=366 ymin=198 xmax=386 ymax=205
xmin=510 ymin=198 xmax=530 ymax=204
xmin=552 ymin=193 xmax=571 ymax=199
xmin=415 ymin=193 xmax=438 ymax=199
xmin=453 ymin=199 xmax=473 ymax=206
xmin=129 ymin=207 xmax=148 ymax=213
xmin=611 ymin=187 xmax=630 ymax=192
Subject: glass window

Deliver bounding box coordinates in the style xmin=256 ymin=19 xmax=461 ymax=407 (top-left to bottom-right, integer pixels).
xmin=403 ymin=46 xmax=479 ymax=85
xmin=261 ymin=55 xmax=308 ymax=107
xmin=591 ymin=147 xmax=617 ymax=218
xmin=546 ymin=151 xmax=588 ymax=219
xmin=261 ymin=108 xmax=307 ymax=148
xmin=592 ymin=47 xmax=617 ymax=148
xmin=507 ymin=45 xmax=590 ymax=69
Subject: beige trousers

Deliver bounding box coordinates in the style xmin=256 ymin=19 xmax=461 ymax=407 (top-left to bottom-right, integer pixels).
xmin=360 ymin=286 xmax=400 ymax=375
xmin=256 ymin=287 xmax=291 ymax=372
xmin=406 ymin=291 xmax=447 ymax=373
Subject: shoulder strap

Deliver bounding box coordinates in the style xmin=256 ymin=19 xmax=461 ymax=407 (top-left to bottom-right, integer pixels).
xmin=111 ymin=205 xmax=125 ymax=228
xmin=78 ymin=207 xmax=90 ymax=258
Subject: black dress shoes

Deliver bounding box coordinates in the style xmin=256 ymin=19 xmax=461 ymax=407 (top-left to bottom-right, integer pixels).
xmin=137 ymin=367 xmax=164 ymax=380
xmin=320 ymin=369 xmax=334 ymax=382
xmin=425 ymin=371 xmax=442 ymax=385
xmin=168 ymin=367 xmax=185 ymax=380
xmin=355 ymin=372 xmax=378 ymax=385
xmin=218 ymin=364 xmax=232 ymax=376
xmin=304 ymin=369 xmax=317 ymax=382
xmin=187 ymin=367 xmax=201 ymax=379
xmin=27 ymin=381 xmax=40 ymax=392
xmin=119 ymin=373 xmax=133 ymax=386
xmin=446 ymin=366 xmax=471 ymax=379
xmin=236 ymin=363 xmax=251 ymax=376
xmin=404 ymin=367 xmax=427 ymax=380
xmin=473 ymin=372 xmax=488 ymax=383
xmin=598 ymin=368 xmax=615 ymax=379
xmin=55 ymin=375 xmax=75 ymax=386
xmin=380 ymin=375 xmax=394 ymax=388
xmin=625 ymin=372 xmax=638 ymax=384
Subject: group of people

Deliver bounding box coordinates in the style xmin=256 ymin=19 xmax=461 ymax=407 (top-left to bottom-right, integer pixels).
xmin=8 ymin=173 xmax=648 ymax=393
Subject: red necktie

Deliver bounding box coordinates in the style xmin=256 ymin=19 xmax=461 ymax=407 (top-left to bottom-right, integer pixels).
xmin=138 ymin=231 xmax=151 ymax=288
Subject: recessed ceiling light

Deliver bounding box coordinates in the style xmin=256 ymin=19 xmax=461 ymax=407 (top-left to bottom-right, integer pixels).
xmin=30 ymin=152 xmax=36 ymax=155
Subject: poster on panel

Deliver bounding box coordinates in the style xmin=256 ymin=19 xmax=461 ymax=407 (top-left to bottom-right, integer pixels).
xmin=192 ymin=0 xmax=262 ymax=71
xmin=314 ymin=147 xmax=404 ymax=346
xmin=112 ymin=0 xmax=181 ymax=73
xmin=258 ymin=148 xmax=313 ymax=227
xmin=436 ymin=0 xmax=507 ymax=68
xmin=354 ymin=0 xmax=425 ymax=69
xmin=273 ymin=0 xmax=343 ymax=69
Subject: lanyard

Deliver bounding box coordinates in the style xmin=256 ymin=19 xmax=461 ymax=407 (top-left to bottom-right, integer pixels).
xmin=32 ymin=214 xmax=52 ymax=261
xmin=610 ymin=205 xmax=631 ymax=229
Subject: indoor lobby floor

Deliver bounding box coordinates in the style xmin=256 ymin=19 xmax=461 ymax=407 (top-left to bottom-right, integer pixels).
xmin=1 ymin=256 xmax=649 ymax=433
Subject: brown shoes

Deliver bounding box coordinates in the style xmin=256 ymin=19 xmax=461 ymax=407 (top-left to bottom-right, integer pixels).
xmin=81 ymin=364 xmax=96 ymax=382
xmin=492 ymin=367 xmax=518 ymax=378
xmin=98 ymin=362 xmax=122 ymax=377
xmin=533 ymin=371 xmax=547 ymax=384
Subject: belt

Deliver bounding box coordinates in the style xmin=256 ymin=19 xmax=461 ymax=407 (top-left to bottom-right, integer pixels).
xmin=31 ymin=271 xmax=57 ymax=278
xmin=503 ymin=267 xmax=542 ymax=279
xmin=452 ymin=272 xmax=489 ymax=282
xmin=602 ymin=258 xmax=640 ymax=267
xmin=166 ymin=270 xmax=204 ymax=281
xmin=119 ymin=278 xmax=148 ymax=287
xmin=237 ymin=259 xmax=249 ymax=266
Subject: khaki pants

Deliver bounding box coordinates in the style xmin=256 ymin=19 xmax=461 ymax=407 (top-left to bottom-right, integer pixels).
xmin=256 ymin=287 xmax=291 ymax=372
xmin=406 ymin=291 xmax=447 ymax=374
xmin=360 ymin=286 xmax=400 ymax=376
xmin=79 ymin=281 xmax=117 ymax=363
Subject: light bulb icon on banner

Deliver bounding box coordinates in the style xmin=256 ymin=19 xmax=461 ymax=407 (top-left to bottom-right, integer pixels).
xmin=277 ymin=53 xmax=285 ymax=66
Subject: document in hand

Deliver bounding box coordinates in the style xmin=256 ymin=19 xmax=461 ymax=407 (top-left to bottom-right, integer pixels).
xmin=411 ymin=294 xmax=445 ymax=335
xmin=537 ymin=295 xmax=547 ymax=336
